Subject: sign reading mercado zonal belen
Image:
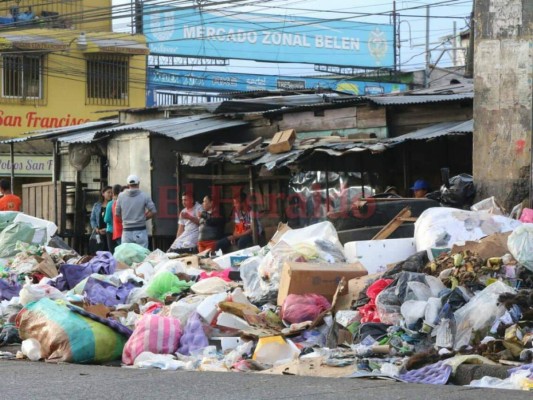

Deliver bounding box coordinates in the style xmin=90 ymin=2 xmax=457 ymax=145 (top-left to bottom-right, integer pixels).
xmin=143 ymin=6 xmax=393 ymax=68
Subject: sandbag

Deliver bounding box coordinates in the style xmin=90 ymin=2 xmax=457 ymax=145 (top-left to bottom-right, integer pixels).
xmin=122 ymin=314 xmax=182 ymax=365
xmin=113 ymin=243 xmax=150 ymax=266
xmin=281 ymin=294 xmax=330 ymax=324
xmin=16 ymin=298 xmax=127 ymax=364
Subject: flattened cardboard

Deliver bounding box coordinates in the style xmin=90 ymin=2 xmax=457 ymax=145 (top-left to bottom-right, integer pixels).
xmin=277 ymin=262 xmax=367 ymax=305
xmin=450 ymin=232 xmax=511 ymax=259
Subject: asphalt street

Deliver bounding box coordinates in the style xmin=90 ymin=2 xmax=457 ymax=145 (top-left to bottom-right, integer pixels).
xmin=0 ymin=359 xmax=530 ymax=400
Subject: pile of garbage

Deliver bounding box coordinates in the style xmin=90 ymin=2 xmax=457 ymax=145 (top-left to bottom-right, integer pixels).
xmin=0 ymin=206 xmax=532 ymax=391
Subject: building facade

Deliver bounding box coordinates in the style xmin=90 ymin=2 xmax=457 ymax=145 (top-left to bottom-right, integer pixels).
xmin=0 ymin=0 xmax=147 ymax=138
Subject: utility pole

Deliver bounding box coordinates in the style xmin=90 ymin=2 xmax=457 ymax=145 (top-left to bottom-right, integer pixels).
xmin=453 ymin=21 xmax=457 ymax=67
xmin=393 ymin=0 xmax=397 ymax=72
xmin=465 ymin=2 xmax=475 ymax=78
xmin=424 ymin=5 xmax=430 ymax=88
xmin=135 ymin=0 xmax=143 ymax=34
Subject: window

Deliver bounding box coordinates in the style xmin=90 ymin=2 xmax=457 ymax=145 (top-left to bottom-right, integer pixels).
xmin=2 ymin=54 xmax=43 ymax=100
xmin=86 ymin=55 xmax=129 ymax=106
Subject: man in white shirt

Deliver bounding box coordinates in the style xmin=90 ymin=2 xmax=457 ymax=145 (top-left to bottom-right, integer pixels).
xmin=168 ymin=193 xmax=203 ymax=253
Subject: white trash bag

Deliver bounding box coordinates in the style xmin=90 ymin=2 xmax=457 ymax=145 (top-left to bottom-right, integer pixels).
xmin=507 ymin=224 xmax=533 ymax=272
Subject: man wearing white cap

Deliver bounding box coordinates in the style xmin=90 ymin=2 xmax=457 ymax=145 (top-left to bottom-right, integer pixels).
xmin=115 ymin=174 xmax=157 ymax=248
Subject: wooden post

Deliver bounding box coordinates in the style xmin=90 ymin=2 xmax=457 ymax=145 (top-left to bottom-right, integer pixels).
xmin=249 ymin=166 xmax=258 ymax=245
xmin=9 ymin=142 xmax=14 ymax=194
xmin=325 ymin=168 xmax=330 ymax=212
xmin=73 ymin=170 xmax=83 ymax=252
xmin=52 ymin=141 xmax=59 ymax=226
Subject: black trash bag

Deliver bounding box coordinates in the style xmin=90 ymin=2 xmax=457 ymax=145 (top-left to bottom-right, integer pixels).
xmin=47 ymin=235 xmax=76 ymax=252
xmin=357 ymin=322 xmax=391 ymax=342
xmin=0 ymin=324 xmax=20 ymax=346
xmin=383 ymin=251 xmax=429 ymax=278
xmin=439 ymin=174 xmax=476 ymax=209
xmin=392 ymin=271 xmax=428 ymax=303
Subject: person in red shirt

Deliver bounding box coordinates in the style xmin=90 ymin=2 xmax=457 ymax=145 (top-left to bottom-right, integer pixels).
xmin=0 ymin=179 xmax=21 ymax=211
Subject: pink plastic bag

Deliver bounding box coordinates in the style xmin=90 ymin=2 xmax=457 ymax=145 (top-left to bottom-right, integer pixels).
xmin=122 ymin=314 xmax=182 ymax=365
xmin=519 ymin=208 xmax=533 ymax=223
xmin=281 ymin=294 xmax=331 ymax=324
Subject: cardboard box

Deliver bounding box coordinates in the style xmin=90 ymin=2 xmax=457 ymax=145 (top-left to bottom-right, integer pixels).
xmin=277 ymin=262 xmax=368 ymax=305
xmin=268 ymin=129 xmax=296 ymax=154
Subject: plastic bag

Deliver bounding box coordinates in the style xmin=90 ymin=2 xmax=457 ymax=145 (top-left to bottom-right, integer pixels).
xmin=439 ymin=174 xmax=476 ymax=209
xmin=190 ymin=277 xmax=230 ymax=295
xmin=471 ymin=197 xmax=504 ymax=215
xmin=281 ymin=294 xmax=331 ymax=324
xmin=375 ymin=286 xmax=401 ymax=325
xmin=145 ymin=271 xmax=191 ymax=300
xmin=16 ymin=298 xmax=126 ymax=363
xmin=113 ymin=243 xmax=150 ymax=266
xmin=19 ymin=281 xmax=66 ymax=306
xmin=122 ymin=314 xmax=182 ymax=365
xmin=153 ymin=259 xmax=186 ymax=276
xmin=239 ymin=256 xmax=263 ymax=301
xmin=425 ymin=275 xmax=446 ymax=297
xmin=405 ymin=281 xmax=432 ymax=301
xmin=21 ymin=338 xmax=41 ymax=361
xmin=177 ymin=312 xmax=209 ymax=356
xmin=0 ymin=222 xmax=42 ymax=258
xmin=0 ymin=211 xmax=19 ymax=231
xmin=401 ymin=300 xmax=427 ymax=327
xmin=169 ymin=295 xmax=206 ymax=326
xmin=134 ymin=351 xmax=191 ymax=370
xmin=252 ymin=336 xmax=300 ymax=366
xmin=507 ymin=224 xmax=533 ymax=272
xmin=358 ymin=278 xmax=393 ymax=323
xmin=453 ymin=281 xmax=515 ymax=350
xmin=0 ymin=278 xmax=21 ymax=301
xmin=415 ymin=207 xmax=521 ymax=251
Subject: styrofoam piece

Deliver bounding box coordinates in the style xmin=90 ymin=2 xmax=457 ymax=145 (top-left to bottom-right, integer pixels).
xmin=231 ymin=288 xmax=254 ymax=307
xmin=13 ymin=213 xmax=58 ymax=243
xmin=213 ymin=246 xmax=261 ymax=269
xmin=197 ymin=292 xmax=227 ymax=324
xmin=216 ymin=312 xmax=251 ymax=331
xmin=211 ymin=336 xmax=243 ymax=352
xmin=344 ymin=238 xmax=416 ymax=274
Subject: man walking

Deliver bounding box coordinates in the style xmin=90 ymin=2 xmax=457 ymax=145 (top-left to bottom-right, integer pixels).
xmin=115 ymin=174 xmax=157 ymax=248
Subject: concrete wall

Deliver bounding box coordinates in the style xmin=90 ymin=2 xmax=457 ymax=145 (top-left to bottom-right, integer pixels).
xmin=473 ymin=0 xmax=533 ymax=209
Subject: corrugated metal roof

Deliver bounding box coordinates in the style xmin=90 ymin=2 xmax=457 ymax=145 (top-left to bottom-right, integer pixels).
xmin=365 ymin=93 xmax=473 ymax=106
xmin=450 ymin=119 xmax=473 ymax=133
xmin=0 ymin=120 xmax=119 ymax=144
xmin=207 ymin=93 xmax=356 ymax=114
xmin=98 ymin=114 xmax=248 ymax=141
xmin=0 ymin=141 xmax=53 ymax=155
xmin=387 ymin=120 xmax=473 ymax=143
xmin=57 ymin=128 xmax=112 ymax=144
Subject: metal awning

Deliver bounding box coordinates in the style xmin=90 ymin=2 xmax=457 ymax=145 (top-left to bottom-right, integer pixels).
xmin=365 ymin=93 xmax=474 ymax=106
xmin=386 ymin=119 xmax=473 ymax=144
xmin=0 ymin=33 xmax=67 ymax=51
xmin=98 ymin=114 xmax=249 ymax=141
xmin=84 ymin=38 xmax=149 ymax=55
xmin=0 ymin=120 xmax=119 ymax=144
